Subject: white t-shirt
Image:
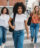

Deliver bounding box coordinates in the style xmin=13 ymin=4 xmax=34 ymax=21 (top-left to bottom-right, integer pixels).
xmin=11 ymin=14 xmax=27 ymax=31
xmin=0 ymin=14 xmax=10 ymax=29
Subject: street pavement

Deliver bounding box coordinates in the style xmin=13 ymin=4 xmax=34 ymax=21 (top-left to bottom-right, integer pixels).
xmin=4 ymin=29 xmax=40 ymax=48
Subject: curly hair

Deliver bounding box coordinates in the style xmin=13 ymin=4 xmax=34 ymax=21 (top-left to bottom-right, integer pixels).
xmin=13 ymin=2 xmax=26 ymax=14
xmin=1 ymin=7 xmax=9 ymax=14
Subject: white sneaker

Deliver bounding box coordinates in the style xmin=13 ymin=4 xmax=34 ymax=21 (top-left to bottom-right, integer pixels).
xmin=0 ymin=46 xmax=2 ymax=48
xmin=34 ymin=44 xmax=36 ymax=48
xmin=2 ymin=44 xmax=5 ymax=48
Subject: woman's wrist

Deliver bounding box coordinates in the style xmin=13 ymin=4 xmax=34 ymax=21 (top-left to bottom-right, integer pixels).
xmin=27 ymin=31 xmax=29 ymax=34
xmin=11 ymin=25 xmax=13 ymax=28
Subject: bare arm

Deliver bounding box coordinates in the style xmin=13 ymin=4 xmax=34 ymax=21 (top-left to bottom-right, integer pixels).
xmin=24 ymin=20 xmax=29 ymax=39
xmin=8 ymin=17 xmax=15 ymax=29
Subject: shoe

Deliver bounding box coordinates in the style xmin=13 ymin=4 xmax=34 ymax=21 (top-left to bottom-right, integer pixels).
xmin=2 ymin=44 xmax=5 ymax=48
xmin=0 ymin=46 xmax=2 ymax=48
xmin=31 ymin=38 xmax=33 ymax=42
xmin=34 ymin=44 xmax=36 ymax=48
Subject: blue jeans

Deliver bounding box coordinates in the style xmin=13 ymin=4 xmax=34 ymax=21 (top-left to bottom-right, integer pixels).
xmin=12 ymin=30 xmax=24 ymax=48
xmin=0 ymin=26 xmax=7 ymax=46
xmin=30 ymin=23 xmax=39 ymax=43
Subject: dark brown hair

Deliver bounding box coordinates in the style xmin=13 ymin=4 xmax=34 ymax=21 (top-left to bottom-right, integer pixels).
xmin=13 ymin=2 xmax=26 ymax=14
xmin=1 ymin=7 xmax=9 ymax=15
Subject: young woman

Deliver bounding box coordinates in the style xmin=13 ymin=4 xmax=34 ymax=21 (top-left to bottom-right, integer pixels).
xmin=30 ymin=6 xmax=39 ymax=48
xmin=39 ymin=8 xmax=40 ymax=32
xmin=9 ymin=2 xmax=29 ymax=48
xmin=0 ymin=7 xmax=9 ymax=48
xmin=38 ymin=8 xmax=40 ymax=23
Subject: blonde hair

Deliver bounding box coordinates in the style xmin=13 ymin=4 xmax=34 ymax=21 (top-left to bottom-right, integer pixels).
xmin=33 ymin=6 xmax=39 ymax=15
xmin=39 ymin=8 xmax=40 ymax=15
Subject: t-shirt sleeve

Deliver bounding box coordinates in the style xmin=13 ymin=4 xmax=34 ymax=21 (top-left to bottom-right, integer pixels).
xmin=24 ymin=14 xmax=28 ymax=21
xmin=10 ymin=13 xmax=14 ymax=18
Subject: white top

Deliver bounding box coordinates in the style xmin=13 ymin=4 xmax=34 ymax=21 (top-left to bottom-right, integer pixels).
xmin=11 ymin=14 xmax=27 ymax=31
xmin=0 ymin=14 xmax=10 ymax=29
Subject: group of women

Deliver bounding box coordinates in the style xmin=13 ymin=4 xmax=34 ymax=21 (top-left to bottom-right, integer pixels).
xmin=0 ymin=2 xmax=40 ymax=48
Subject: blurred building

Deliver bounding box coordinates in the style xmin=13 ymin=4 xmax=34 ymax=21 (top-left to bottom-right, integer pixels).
xmin=0 ymin=0 xmax=8 ymax=6
xmin=38 ymin=0 xmax=40 ymax=6
xmin=32 ymin=0 xmax=40 ymax=8
xmin=0 ymin=0 xmax=27 ymax=6
xmin=9 ymin=0 xmax=26 ymax=6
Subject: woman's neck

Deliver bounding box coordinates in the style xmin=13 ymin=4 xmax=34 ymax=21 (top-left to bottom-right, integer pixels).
xmin=35 ymin=12 xmax=38 ymax=15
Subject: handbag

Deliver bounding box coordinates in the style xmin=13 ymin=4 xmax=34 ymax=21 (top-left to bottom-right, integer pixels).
xmin=27 ymin=16 xmax=32 ymax=26
xmin=9 ymin=13 xmax=16 ymax=32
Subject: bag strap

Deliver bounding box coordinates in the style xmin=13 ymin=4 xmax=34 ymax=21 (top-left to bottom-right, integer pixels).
xmin=13 ymin=13 xmax=16 ymax=22
xmin=12 ymin=13 xmax=16 ymax=24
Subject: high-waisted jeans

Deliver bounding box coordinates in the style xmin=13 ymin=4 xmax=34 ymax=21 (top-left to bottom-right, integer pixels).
xmin=30 ymin=23 xmax=39 ymax=43
xmin=0 ymin=26 xmax=7 ymax=46
xmin=12 ymin=30 xmax=24 ymax=48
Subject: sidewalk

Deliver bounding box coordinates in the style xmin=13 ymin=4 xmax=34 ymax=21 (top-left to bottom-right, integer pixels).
xmin=5 ymin=29 xmax=40 ymax=48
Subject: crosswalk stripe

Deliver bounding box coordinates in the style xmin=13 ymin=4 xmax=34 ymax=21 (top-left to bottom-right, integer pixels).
xmin=6 ymin=37 xmax=40 ymax=46
xmin=6 ymin=32 xmax=40 ymax=38
xmin=5 ymin=27 xmax=40 ymax=48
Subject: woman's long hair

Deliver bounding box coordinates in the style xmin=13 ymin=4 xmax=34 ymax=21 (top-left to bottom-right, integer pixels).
xmin=34 ymin=6 xmax=39 ymax=15
xmin=1 ymin=7 xmax=9 ymax=15
xmin=39 ymin=8 xmax=40 ymax=15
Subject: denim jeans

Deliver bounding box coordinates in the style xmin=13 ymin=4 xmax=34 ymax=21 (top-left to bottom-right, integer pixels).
xmin=30 ymin=23 xmax=39 ymax=43
xmin=0 ymin=26 xmax=7 ymax=46
xmin=12 ymin=30 xmax=24 ymax=48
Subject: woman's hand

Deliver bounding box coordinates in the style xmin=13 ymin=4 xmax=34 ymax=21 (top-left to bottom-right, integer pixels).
xmin=26 ymin=28 xmax=29 ymax=39
xmin=27 ymin=33 xmax=29 ymax=39
xmin=24 ymin=20 xmax=29 ymax=39
xmin=39 ymin=30 xmax=40 ymax=32
xmin=11 ymin=26 xmax=15 ymax=30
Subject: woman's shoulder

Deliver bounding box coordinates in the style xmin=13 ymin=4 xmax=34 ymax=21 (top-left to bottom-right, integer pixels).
xmin=6 ymin=14 xmax=9 ymax=15
xmin=22 ymin=14 xmax=27 ymax=16
xmin=1 ymin=14 xmax=9 ymax=16
xmin=10 ymin=13 xmax=14 ymax=18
